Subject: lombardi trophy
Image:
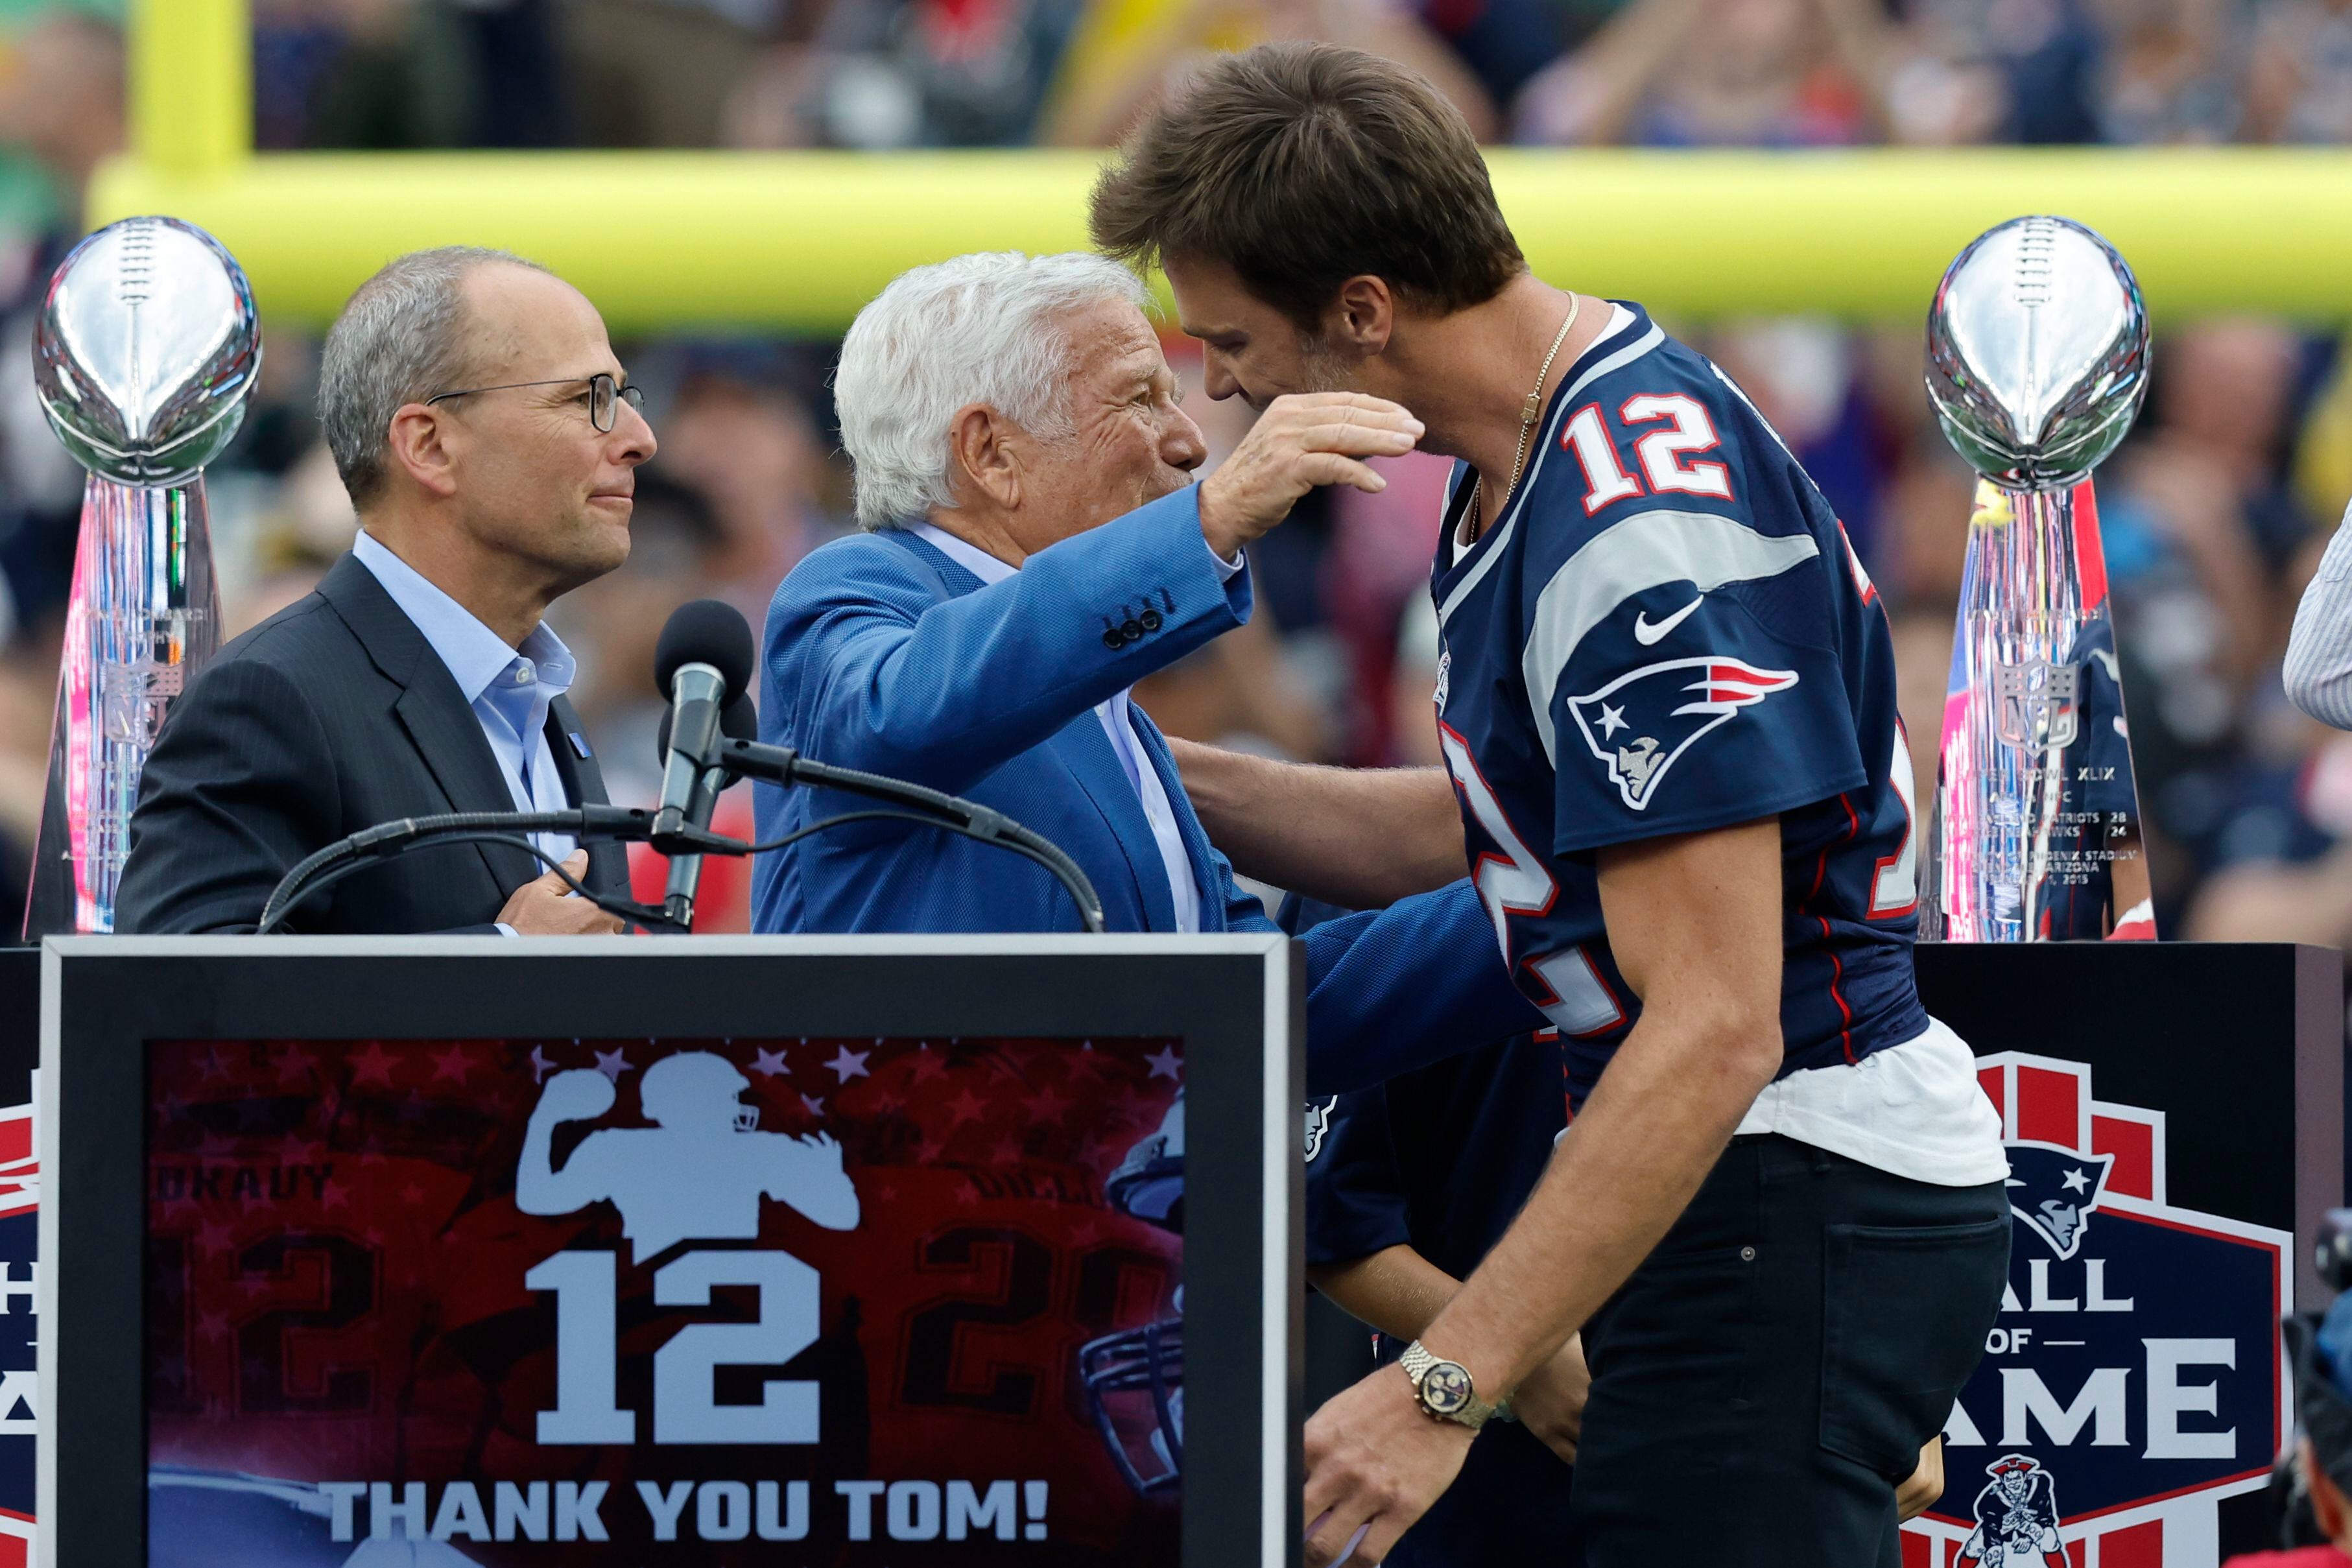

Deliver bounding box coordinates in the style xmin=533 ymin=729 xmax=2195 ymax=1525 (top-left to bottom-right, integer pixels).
xmin=1922 ymin=215 xmax=2153 ymax=942
xmin=21 ymin=217 xmax=259 ymax=936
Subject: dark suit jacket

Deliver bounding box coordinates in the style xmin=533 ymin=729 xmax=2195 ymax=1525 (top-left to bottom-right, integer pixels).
xmin=115 ymin=552 xmax=630 ymax=934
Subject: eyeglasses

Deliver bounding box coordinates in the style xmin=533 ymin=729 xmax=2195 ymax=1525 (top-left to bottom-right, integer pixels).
xmin=424 ymin=372 xmax=646 ymax=433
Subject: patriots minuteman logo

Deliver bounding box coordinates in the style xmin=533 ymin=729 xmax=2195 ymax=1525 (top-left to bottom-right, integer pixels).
xmin=1566 ymin=656 xmax=1799 ymax=811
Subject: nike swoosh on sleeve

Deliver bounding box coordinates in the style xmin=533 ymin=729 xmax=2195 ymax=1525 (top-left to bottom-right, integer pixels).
xmin=1632 ymin=595 xmax=1705 ymax=645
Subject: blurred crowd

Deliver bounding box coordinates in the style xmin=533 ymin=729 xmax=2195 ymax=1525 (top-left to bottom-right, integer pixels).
xmin=0 ymin=0 xmax=2341 ymax=940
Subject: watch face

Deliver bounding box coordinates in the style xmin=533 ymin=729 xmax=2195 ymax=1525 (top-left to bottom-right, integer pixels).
xmin=1420 ymin=1360 xmax=1473 ymax=1416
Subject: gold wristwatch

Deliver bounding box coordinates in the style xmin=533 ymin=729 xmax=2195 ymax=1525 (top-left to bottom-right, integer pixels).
xmin=1398 ymin=1340 xmax=1497 ymax=1431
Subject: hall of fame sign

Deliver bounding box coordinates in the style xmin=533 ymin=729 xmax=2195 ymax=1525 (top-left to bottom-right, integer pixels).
xmin=1901 ymin=1053 xmax=2290 ymax=1568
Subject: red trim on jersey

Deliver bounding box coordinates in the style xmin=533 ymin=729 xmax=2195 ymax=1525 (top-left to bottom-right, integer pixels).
xmin=1820 ymin=916 xmax=1856 ymax=1063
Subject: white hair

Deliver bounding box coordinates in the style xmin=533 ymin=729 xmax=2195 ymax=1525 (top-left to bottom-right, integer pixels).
xmin=834 ymin=251 xmax=1151 ymax=530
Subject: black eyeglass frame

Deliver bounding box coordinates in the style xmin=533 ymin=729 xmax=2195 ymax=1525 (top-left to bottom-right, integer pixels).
xmin=423 ymin=372 xmax=645 ymax=433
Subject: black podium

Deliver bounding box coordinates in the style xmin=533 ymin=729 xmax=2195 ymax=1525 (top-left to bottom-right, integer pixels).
xmin=40 ymin=935 xmax=1304 ymax=1568
xmin=1901 ymin=942 xmax=2342 ymax=1568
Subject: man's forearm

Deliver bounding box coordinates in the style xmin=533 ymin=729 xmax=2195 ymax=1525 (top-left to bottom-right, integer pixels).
xmin=1167 ymin=739 xmax=1463 ymax=907
xmin=1307 ymin=1246 xmax=1462 ymax=1343
xmin=1416 ymin=1014 xmax=1775 ymax=1400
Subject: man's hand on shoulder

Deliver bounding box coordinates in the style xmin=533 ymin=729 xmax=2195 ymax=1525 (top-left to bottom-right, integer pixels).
xmin=498 ymin=851 xmax=623 ymax=935
xmin=1198 ymin=393 xmax=1424 ymax=559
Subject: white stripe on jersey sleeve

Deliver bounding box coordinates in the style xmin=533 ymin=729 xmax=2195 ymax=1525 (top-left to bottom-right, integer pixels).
xmin=1521 ymin=508 xmax=1821 ymax=765
xmin=1438 ymin=316 xmax=1665 ymax=632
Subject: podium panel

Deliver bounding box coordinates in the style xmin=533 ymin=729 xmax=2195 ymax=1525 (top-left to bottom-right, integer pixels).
xmin=1907 ymin=942 xmax=2342 ymax=1567
xmin=40 ymin=936 xmax=1303 ymax=1568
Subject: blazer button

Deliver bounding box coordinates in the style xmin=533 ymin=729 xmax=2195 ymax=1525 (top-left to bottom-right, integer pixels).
xmin=1121 ymin=619 xmax=1145 ymax=641
xmin=1139 ymin=608 xmax=1163 ymax=633
xmin=1103 ymin=628 xmax=1126 ymax=650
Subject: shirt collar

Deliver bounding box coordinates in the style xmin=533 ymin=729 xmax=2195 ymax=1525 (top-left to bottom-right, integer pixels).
xmin=910 ymin=520 xmax=1017 ymax=587
xmin=351 ymin=529 xmax=575 ymax=707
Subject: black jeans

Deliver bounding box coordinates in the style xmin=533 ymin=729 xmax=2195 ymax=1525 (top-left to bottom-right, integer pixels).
xmin=1570 ymin=1135 xmax=2009 ymax=1567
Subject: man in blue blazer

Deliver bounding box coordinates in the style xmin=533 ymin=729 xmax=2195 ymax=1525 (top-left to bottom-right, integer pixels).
xmin=754 ymin=252 xmax=1541 ymax=1092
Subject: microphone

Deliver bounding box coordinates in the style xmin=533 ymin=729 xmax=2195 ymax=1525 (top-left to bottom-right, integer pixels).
xmin=655 ymin=692 xmax=757 ymax=929
xmin=652 ymin=599 xmax=755 ymax=833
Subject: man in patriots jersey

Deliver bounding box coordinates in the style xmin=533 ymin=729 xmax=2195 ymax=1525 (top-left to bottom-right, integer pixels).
xmin=1093 ymin=41 xmax=2009 ymax=1567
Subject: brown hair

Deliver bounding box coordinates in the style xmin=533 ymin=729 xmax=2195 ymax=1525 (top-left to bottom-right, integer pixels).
xmin=1089 ymin=43 xmax=1525 ymax=331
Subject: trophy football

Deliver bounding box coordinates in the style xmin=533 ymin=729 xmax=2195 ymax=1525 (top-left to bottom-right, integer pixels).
xmin=1921 ymin=215 xmax=2154 ymax=942
xmin=21 ymin=216 xmax=260 ymax=936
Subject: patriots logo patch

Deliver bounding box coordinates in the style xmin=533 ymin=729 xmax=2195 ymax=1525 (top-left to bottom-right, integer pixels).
xmin=2002 ymin=1141 xmax=2113 ymax=1261
xmin=1565 ymin=656 xmax=1798 ymax=811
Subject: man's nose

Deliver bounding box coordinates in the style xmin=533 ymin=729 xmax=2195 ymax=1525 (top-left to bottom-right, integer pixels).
xmin=613 ymin=400 xmax=657 ymax=464
xmin=1165 ymin=404 xmax=1207 ymax=473
xmin=1203 ymin=354 xmax=1241 ymax=403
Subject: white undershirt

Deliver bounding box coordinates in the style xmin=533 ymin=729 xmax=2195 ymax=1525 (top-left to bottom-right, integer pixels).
xmin=912 ymin=519 xmax=1240 ymax=932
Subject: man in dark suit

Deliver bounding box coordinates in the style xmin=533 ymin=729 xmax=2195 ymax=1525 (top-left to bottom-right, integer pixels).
xmin=117 ymin=246 xmax=654 ymax=934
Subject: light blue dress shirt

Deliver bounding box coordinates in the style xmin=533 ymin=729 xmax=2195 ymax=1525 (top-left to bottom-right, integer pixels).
xmin=350 ymin=530 xmax=580 ymax=872
xmin=910 ymin=517 xmax=1242 ymax=934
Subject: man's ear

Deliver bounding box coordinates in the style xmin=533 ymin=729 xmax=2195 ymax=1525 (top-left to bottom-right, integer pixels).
xmin=383 ymin=403 xmax=461 ymax=501
xmin=1325 ymin=275 xmax=1397 ymax=357
xmin=948 ymin=403 xmax=1022 ymax=512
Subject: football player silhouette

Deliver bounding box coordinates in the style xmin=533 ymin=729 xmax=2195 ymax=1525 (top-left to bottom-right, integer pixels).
xmin=517 ymin=1052 xmax=859 ymax=1261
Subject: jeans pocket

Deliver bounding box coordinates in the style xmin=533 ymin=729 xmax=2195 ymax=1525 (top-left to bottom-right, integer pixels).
xmin=1820 ymin=1215 xmax=2010 ymax=1480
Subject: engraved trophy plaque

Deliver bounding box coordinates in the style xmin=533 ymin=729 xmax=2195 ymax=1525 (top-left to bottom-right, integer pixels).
xmin=22 ymin=217 xmax=259 ymax=936
xmin=1923 ymin=215 xmax=2153 ymax=942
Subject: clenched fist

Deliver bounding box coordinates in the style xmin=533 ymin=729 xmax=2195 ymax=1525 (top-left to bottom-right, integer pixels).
xmin=497 ymin=850 xmax=623 ymax=936
xmin=535 ymin=1067 xmax=617 ymax=1123
xmin=1198 ymin=393 xmax=1425 ymax=559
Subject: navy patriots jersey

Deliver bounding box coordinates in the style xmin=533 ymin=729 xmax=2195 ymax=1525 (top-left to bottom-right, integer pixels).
xmin=1431 ymin=302 xmax=1927 ymax=1108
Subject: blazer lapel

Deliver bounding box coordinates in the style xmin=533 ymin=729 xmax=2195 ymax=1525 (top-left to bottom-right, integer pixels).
xmin=545 ymin=695 xmax=630 ymax=899
xmin=318 ymin=553 xmax=540 ymax=899
xmin=883 ymin=528 xmax=1176 ymax=931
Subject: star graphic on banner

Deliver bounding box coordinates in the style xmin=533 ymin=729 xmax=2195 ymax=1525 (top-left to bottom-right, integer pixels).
xmin=1145 ymin=1046 xmax=1182 ymax=1080
xmin=400 ymin=1182 xmax=426 ymax=1205
xmin=826 ymin=1047 xmax=871 ymax=1084
xmin=1027 ymin=1085 xmax=1071 ymax=1124
xmin=878 ymin=1183 xmax=899 ymax=1204
xmin=200 ymin=1047 xmax=233 ymax=1082
xmin=987 ymin=1135 xmax=1025 ymax=1165
xmin=528 ymin=1047 xmax=557 ymax=1084
xmin=431 ymin=1045 xmax=474 ymax=1084
xmin=947 ymin=1089 xmax=987 ymax=1125
xmin=321 ymin=1181 xmax=349 ymax=1211
xmin=196 ymin=1220 xmax=235 ymax=1254
xmin=198 ymin=1311 xmax=230 ymax=1342
xmin=349 ymin=1042 xmax=398 ymax=1089
xmin=909 ymin=1052 xmax=947 ymax=1083
xmin=751 ymin=1047 xmax=790 ymax=1078
xmin=274 ymin=1046 xmax=316 ymax=1087
xmin=955 ymin=1181 xmax=980 ymax=1207
xmin=593 ymin=1048 xmax=631 ymax=1083
xmin=281 ymin=1136 xmax=324 ymax=1166
xmin=1597 ymin=703 xmax=1628 ymax=739
xmin=2061 ymin=1167 xmax=2091 ymax=1194
xmin=801 ymin=1093 xmax=826 ymax=1117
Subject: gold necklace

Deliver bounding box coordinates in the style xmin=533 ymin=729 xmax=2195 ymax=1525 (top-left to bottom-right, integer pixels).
xmin=1463 ymin=292 xmax=1582 ymax=545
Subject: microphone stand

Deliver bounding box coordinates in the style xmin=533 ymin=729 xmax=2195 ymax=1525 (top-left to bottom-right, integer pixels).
xmin=710 ymin=737 xmax=1108 ymax=934
xmin=258 ymin=806 xmax=741 ymax=936
xmin=255 ymin=750 xmax=1108 ymax=937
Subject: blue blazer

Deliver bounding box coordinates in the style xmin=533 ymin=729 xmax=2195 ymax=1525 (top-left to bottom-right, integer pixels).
xmin=752 ymin=487 xmax=1543 ymax=1093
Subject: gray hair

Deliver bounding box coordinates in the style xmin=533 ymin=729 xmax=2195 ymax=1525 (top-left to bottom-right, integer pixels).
xmin=835 ymin=251 xmax=1151 ymax=529
xmin=317 ymin=245 xmax=551 ymax=506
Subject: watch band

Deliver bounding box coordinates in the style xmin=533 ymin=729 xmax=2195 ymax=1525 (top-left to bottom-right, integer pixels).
xmin=1399 ymin=1340 xmax=1496 ymax=1431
